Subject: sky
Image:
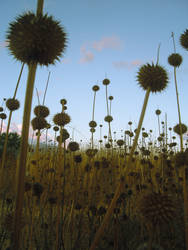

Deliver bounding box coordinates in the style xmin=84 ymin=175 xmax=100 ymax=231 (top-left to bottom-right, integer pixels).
xmin=0 ymin=0 xmax=188 ymax=146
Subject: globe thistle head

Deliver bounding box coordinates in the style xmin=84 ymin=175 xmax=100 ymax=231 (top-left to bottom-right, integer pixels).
xmin=137 ymin=192 xmax=177 ymax=230
xmin=68 ymin=141 xmax=79 ymax=152
xmin=56 ymin=129 xmax=70 ymax=143
xmin=74 ymin=154 xmax=82 ymax=163
xmin=89 ymin=120 xmax=97 ymax=128
xmin=53 ymin=112 xmax=71 ymax=126
xmin=109 ymin=96 xmax=113 ymax=101
xmin=105 ymin=143 xmax=111 ymax=148
xmin=7 ymin=12 xmax=67 ymax=65
xmin=0 ymin=113 xmax=7 ymax=120
xmin=103 ymin=78 xmax=110 ymax=85
xmin=53 ymin=126 xmax=59 ymax=132
xmin=168 ymin=53 xmax=182 ymax=67
xmin=116 ymin=139 xmax=124 ymax=147
xmin=31 ymin=116 xmax=47 ymax=130
xmin=155 ymin=109 xmax=161 ymax=115
xmin=34 ymin=105 xmax=49 ymax=118
xmin=180 ymin=29 xmax=188 ymax=50
xmin=46 ymin=123 xmax=51 ymax=129
xmin=137 ymin=63 xmax=168 ymax=93
xmin=60 ymin=99 xmax=67 ymax=105
xmin=0 ymin=107 xmax=3 ymax=112
xmin=92 ymin=85 xmax=100 ymax=91
xmin=104 ymin=115 xmax=113 ymax=123
xmin=173 ymin=123 xmax=187 ymax=135
xmin=6 ymin=98 xmax=20 ymax=111
xmin=90 ymin=128 xmax=96 ymax=133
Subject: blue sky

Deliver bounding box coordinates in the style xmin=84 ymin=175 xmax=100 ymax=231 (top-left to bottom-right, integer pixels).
xmin=0 ymin=0 xmax=188 ymax=145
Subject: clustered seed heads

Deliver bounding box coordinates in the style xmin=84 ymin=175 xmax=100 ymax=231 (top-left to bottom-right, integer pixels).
xmin=7 ymin=12 xmax=67 ymax=65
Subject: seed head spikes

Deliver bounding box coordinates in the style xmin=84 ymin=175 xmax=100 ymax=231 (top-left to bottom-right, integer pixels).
xmin=7 ymin=12 xmax=67 ymax=66
xmin=168 ymin=53 xmax=182 ymax=67
xmin=53 ymin=112 xmax=71 ymax=126
xmin=180 ymin=29 xmax=188 ymax=51
xmin=137 ymin=63 xmax=168 ymax=93
xmin=6 ymin=98 xmax=20 ymax=111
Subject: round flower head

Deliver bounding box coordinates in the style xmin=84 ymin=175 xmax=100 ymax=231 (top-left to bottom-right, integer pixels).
xmin=180 ymin=29 xmax=188 ymax=50
xmin=90 ymin=128 xmax=95 ymax=133
xmin=60 ymin=99 xmax=67 ymax=105
xmin=92 ymin=85 xmax=100 ymax=91
xmin=6 ymin=98 xmax=20 ymax=111
xmin=53 ymin=112 xmax=71 ymax=126
xmin=53 ymin=126 xmax=59 ymax=132
xmin=103 ymin=78 xmax=110 ymax=85
xmin=34 ymin=105 xmax=49 ymax=118
xmin=173 ymin=123 xmax=187 ymax=135
xmin=6 ymin=12 xmax=67 ymax=66
xmin=0 ymin=107 xmax=3 ymax=112
xmin=68 ymin=141 xmax=79 ymax=152
xmin=104 ymin=115 xmax=113 ymax=123
xmin=31 ymin=116 xmax=47 ymax=130
xmin=109 ymin=96 xmax=113 ymax=101
xmin=137 ymin=63 xmax=168 ymax=93
xmin=168 ymin=53 xmax=182 ymax=67
xmin=89 ymin=120 xmax=97 ymax=128
xmin=0 ymin=113 xmax=7 ymax=120
xmin=155 ymin=109 xmax=161 ymax=115
xmin=56 ymin=129 xmax=70 ymax=143
xmin=116 ymin=139 xmax=124 ymax=147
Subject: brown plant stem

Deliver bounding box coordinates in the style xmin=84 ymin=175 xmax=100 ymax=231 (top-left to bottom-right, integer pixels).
xmin=89 ymin=87 xmax=151 ymax=250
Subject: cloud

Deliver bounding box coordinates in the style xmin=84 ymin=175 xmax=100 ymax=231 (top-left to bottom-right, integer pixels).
xmin=113 ymin=60 xmax=142 ymax=69
xmin=79 ymin=35 xmax=123 ymax=64
xmin=79 ymin=46 xmax=94 ymax=64
xmin=0 ymin=41 xmax=9 ymax=49
xmin=91 ymin=36 xmax=123 ymax=51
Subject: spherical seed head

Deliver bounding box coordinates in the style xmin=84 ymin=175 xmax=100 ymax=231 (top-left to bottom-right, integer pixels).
xmin=68 ymin=141 xmax=79 ymax=152
xmin=168 ymin=53 xmax=182 ymax=67
xmin=109 ymin=95 xmax=113 ymax=100
xmin=60 ymin=99 xmax=67 ymax=105
xmin=137 ymin=192 xmax=177 ymax=229
xmin=155 ymin=109 xmax=161 ymax=115
xmin=6 ymin=98 xmax=20 ymax=111
xmin=34 ymin=105 xmax=49 ymax=118
xmin=56 ymin=129 xmax=70 ymax=143
xmin=92 ymin=85 xmax=100 ymax=91
xmin=103 ymin=78 xmax=110 ymax=85
xmin=53 ymin=112 xmax=71 ymax=126
xmin=142 ymin=132 xmax=148 ymax=138
xmin=7 ymin=12 xmax=67 ymax=66
xmin=31 ymin=116 xmax=47 ymax=130
xmin=89 ymin=120 xmax=97 ymax=128
xmin=105 ymin=143 xmax=111 ymax=148
xmin=0 ymin=113 xmax=7 ymax=119
xmin=137 ymin=63 xmax=168 ymax=93
xmin=53 ymin=126 xmax=59 ymax=132
xmin=104 ymin=115 xmax=113 ymax=123
xmin=173 ymin=123 xmax=187 ymax=135
xmin=0 ymin=107 xmax=3 ymax=112
xmin=90 ymin=128 xmax=95 ymax=133
xmin=180 ymin=29 xmax=188 ymax=50
xmin=117 ymin=139 xmax=124 ymax=147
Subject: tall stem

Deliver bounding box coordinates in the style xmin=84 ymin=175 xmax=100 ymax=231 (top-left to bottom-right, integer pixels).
xmin=89 ymin=88 xmax=151 ymax=250
xmin=174 ymin=67 xmax=183 ymax=151
xmin=12 ymin=63 xmax=37 ymax=249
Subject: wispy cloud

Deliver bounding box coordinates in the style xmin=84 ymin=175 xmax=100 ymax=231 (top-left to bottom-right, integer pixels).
xmin=113 ymin=60 xmax=142 ymax=70
xmin=79 ymin=35 xmax=123 ymax=64
xmin=79 ymin=46 xmax=94 ymax=64
xmin=91 ymin=36 xmax=123 ymax=51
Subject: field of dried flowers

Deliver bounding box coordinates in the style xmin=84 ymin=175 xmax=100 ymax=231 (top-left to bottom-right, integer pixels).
xmin=1 ymin=0 xmax=188 ymax=249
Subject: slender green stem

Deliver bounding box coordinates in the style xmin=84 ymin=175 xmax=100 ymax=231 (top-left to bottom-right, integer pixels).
xmin=174 ymin=67 xmax=183 ymax=151
xmin=12 ymin=63 xmax=37 ymax=250
xmin=105 ymin=85 xmax=109 ymax=116
xmin=92 ymin=91 xmax=96 ymax=121
xmin=43 ymin=71 xmax=51 ymax=105
xmin=89 ymin=88 xmax=151 ymax=250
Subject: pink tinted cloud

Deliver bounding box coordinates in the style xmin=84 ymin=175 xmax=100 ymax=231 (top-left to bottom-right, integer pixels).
xmin=91 ymin=36 xmax=123 ymax=51
xmin=113 ymin=60 xmax=142 ymax=69
xmin=79 ymin=46 xmax=94 ymax=64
